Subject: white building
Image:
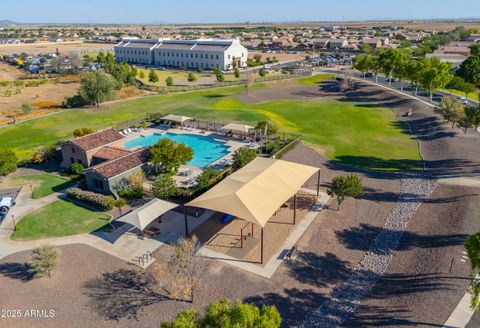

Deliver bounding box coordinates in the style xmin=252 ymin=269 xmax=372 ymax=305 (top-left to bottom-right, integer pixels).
xmin=114 ymin=38 xmax=248 ymax=71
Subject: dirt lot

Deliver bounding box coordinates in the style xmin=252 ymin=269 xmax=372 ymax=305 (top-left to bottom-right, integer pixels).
xmin=0 ymin=42 xmax=113 ymax=56
xmin=0 ymin=79 xmax=79 ymax=116
xmin=250 ymin=51 xmax=306 ymax=63
xmin=0 ymin=62 xmax=24 ymax=81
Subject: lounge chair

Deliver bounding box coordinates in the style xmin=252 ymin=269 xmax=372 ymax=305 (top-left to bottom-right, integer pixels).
xmin=127 ymin=128 xmax=133 ymax=134
xmin=123 ymin=129 xmax=130 ymax=135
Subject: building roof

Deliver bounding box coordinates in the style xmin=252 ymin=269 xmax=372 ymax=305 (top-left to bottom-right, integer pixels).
xmin=220 ymin=123 xmax=254 ymax=134
xmin=92 ymin=146 xmax=132 ymax=161
xmin=71 ymin=129 xmax=125 ymax=152
xmin=89 ymin=148 xmax=149 ymax=179
xmin=117 ymin=198 xmax=179 ymax=231
xmin=161 ymin=114 xmax=193 ymax=123
xmin=187 ymin=157 xmax=319 ymax=227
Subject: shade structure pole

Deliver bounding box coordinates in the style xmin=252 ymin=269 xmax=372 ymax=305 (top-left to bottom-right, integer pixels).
xmin=260 ymin=227 xmax=264 ymax=264
xmin=317 ymin=170 xmax=321 ymax=196
xmin=184 ymin=206 xmax=189 ymax=238
xmin=293 ymin=194 xmax=297 ymax=225
xmin=240 ymin=228 xmax=243 ymax=248
xmin=251 ymin=222 xmax=254 ymax=237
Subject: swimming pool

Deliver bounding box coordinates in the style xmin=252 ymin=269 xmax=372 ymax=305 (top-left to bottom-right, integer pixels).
xmin=124 ymin=132 xmax=230 ymax=168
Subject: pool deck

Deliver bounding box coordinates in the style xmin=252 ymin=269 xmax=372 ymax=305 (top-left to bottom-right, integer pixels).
xmin=122 ymin=126 xmax=255 ymax=187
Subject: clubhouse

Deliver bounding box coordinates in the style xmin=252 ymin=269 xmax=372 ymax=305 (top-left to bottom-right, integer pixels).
xmin=114 ymin=38 xmax=248 ymax=70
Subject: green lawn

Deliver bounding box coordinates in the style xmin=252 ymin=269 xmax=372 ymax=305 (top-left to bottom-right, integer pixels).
xmin=440 ymin=88 xmax=480 ymax=101
xmin=297 ymin=73 xmax=336 ymax=85
xmin=83 ymin=50 xmax=114 ymax=60
xmin=0 ymin=78 xmax=421 ymax=171
xmin=11 ymin=199 xmax=110 ymax=240
xmin=13 ymin=173 xmax=75 ymax=199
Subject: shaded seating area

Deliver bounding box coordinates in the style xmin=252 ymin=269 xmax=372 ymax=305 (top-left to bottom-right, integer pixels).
xmin=160 ymin=114 xmax=193 ymax=128
xmin=185 ymin=157 xmax=320 ymax=264
xmin=116 ymin=198 xmax=179 ymax=236
xmin=220 ymin=123 xmax=254 ymax=139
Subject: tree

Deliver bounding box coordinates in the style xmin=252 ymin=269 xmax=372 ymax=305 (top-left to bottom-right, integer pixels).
xmin=148 ymin=69 xmax=159 ymax=83
xmin=149 ymin=138 xmax=193 ymax=174
xmin=359 ymin=43 xmax=372 ymax=54
xmin=32 ymin=144 xmax=56 ymax=164
xmin=152 ymin=236 xmax=206 ymax=303
xmin=243 ymin=72 xmax=254 ymax=95
xmin=353 ymin=54 xmax=373 ymax=79
xmin=446 ymin=75 xmax=466 ymax=93
xmin=417 ymin=58 xmax=452 ymax=102
xmin=457 ymin=55 xmax=480 ymax=86
xmin=29 ymin=244 xmax=59 ymax=278
xmin=253 ymin=53 xmax=262 ymax=63
xmin=161 ymin=299 xmax=281 ymax=328
xmin=73 ymin=127 xmax=94 ymax=137
xmin=195 ymin=168 xmax=221 ymax=192
xmin=255 ymin=120 xmax=278 ymax=136
xmin=259 ymin=68 xmax=267 ymax=77
xmin=152 ymin=174 xmax=177 ymax=199
xmin=0 ymin=149 xmax=17 ymax=176
xmin=187 ymin=72 xmax=197 ymax=82
xmin=165 ymin=76 xmax=174 ymax=86
xmin=465 ymin=233 xmax=480 ymax=309
xmin=434 ymin=96 xmax=464 ymax=128
xmin=70 ymin=162 xmax=84 ymax=175
xmin=216 ymin=73 xmax=225 ymax=82
xmin=460 ymin=106 xmax=480 ymax=133
xmin=470 ymin=43 xmax=480 ymax=56
xmin=459 ymin=81 xmax=477 ymax=99
xmin=138 ymin=70 xmax=145 ymax=79
xmin=234 ymin=68 xmax=240 ymax=78
xmin=327 ymin=174 xmax=364 ymax=210
xmin=21 ymin=103 xmax=31 ymax=113
xmin=232 ymin=147 xmax=256 ymax=170
xmin=78 ymin=71 xmax=116 ymax=107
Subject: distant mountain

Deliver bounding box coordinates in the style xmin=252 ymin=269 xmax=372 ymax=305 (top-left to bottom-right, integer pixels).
xmin=0 ymin=20 xmax=20 ymax=26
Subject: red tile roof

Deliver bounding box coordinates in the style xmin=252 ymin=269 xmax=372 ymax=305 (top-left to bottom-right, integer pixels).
xmin=72 ymin=129 xmax=125 ymax=151
xmin=92 ymin=146 xmax=132 ymax=161
xmin=90 ymin=148 xmax=149 ymax=179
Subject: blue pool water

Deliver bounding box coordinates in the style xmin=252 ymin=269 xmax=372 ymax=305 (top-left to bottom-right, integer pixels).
xmin=124 ymin=132 xmax=229 ymax=168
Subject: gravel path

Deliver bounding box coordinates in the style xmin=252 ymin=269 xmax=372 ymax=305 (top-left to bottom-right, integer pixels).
xmin=300 ymin=175 xmax=437 ymax=327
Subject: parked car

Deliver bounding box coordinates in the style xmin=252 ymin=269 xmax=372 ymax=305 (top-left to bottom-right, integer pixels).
xmin=365 ymin=72 xmax=374 ymax=78
xmin=0 ymin=196 xmax=14 ymax=214
xmin=386 ymin=78 xmax=396 ymax=82
xmin=460 ymin=97 xmax=469 ymax=105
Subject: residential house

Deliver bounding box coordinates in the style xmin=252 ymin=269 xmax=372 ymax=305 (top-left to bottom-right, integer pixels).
xmin=329 ymin=39 xmax=348 ymax=49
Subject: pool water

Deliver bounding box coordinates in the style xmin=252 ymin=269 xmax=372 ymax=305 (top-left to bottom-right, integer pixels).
xmin=124 ymin=132 xmax=229 ymax=168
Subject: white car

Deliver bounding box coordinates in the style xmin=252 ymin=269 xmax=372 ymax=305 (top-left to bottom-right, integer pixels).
xmin=0 ymin=196 xmax=14 ymax=214
xmin=460 ymin=97 xmax=469 ymax=105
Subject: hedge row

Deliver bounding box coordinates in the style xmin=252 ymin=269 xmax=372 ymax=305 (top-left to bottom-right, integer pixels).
xmin=66 ymin=188 xmax=115 ymax=211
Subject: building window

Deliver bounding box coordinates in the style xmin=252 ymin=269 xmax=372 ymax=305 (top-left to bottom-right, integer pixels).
xmin=195 ymin=54 xmax=198 ymax=58
xmin=216 ymin=55 xmax=219 ymax=60
xmin=93 ymin=178 xmax=104 ymax=190
xmin=228 ymin=54 xmax=230 ymax=59
xmin=71 ymin=147 xmax=76 ymax=153
xmin=70 ymin=158 xmax=74 ymax=164
xmin=211 ymin=55 xmax=213 ymax=59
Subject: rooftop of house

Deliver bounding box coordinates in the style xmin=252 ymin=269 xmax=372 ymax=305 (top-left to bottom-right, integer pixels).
xmin=71 ymin=129 xmax=125 ymax=152
xmin=88 ymin=147 xmax=149 ymax=179
xmin=92 ymin=146 xmax=132 ymax=162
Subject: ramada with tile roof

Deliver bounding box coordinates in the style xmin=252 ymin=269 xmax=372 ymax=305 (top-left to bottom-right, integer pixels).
xmin=84 ymin=148 xmax=149 ymax=195
xmin=60 ymin=129 xmax=126 ymax=169
xmin=60 ymin=129 xmax=150 ymax=195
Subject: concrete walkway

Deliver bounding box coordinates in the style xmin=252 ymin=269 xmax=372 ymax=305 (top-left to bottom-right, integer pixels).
xmin=197 ymin=190 xmax=330 ymax=279
xmin=442 ymin=290 xmax=476 ymax=328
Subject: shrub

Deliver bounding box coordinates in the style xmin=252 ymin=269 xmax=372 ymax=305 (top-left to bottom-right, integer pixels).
xmin=0 ymin=149 xmax=18 ymax=176
xmin=67 ymin=188 xmax=115 ymax=210
xmin=195 ymin=168 xmax=221 ymax=192
xmin=70 ymin=162 xmax=84 ymax=175
xmin=259 ymin=68 xmax=268 ymax=77
xmin=187 ymin=72 xmax=197 ymax=82
xmin=232 ymin=147 xmax=256 ymax=170
xmin=216 ymin=73 xmax=225 ymax=82
xmin=114 ymin=198 xmax=127 ymax=208
xmin=266 ymin=141 xmax=281 ymax=154
xmin=234 ymin=68 xmax=240 ymax=78
xmin=152 ymin=174 xmax=177 ymax=199
xmin=29 ymin=244 xmax=59 ymax=278
xmin=165 ymin=76 xmax=173 ymax=86
xmin=118 ymin=185 xmax=144 ymax=199
xmin=73 ymin=127 xmax=94 ymax=137
xmin=196 ymin=68 xmax=204 ymax=73
xmin=21 ymin=103 xmax=32 ymax=113
xmin=64 ymin=94 xmax=86 ymax=108
xmin=148 ymin=69 xmax=159 ymax=83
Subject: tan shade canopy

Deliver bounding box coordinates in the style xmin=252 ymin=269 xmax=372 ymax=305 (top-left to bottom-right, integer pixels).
xmin=161 ymin=114 xmax=193 ymax=124
xmin=187 ymin=157 xmax=319 ymax=227
xmin=117 ymin=198 xmax=179 ymax=231
xmin=220 ymin=123 xmax=254 ymax=134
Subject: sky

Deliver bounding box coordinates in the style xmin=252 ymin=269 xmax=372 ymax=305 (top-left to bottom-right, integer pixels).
xmin=2 ymin=0 xmax=480 ymax=24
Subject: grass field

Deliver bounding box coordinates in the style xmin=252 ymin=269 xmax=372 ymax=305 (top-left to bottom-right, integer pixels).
xmin=11 ymin=199 xmax=110 ymax=240
xmin=441 ymin=88 xmax=480 ymax=102
xmin=13 ymin=173 xmax=75 ymax=199
xmin=0 ymin=78 xmax=420 ymax=170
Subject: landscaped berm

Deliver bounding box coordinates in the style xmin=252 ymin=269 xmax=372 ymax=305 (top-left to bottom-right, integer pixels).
xmin=0 ymin=74 xmax=421 ymax=171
